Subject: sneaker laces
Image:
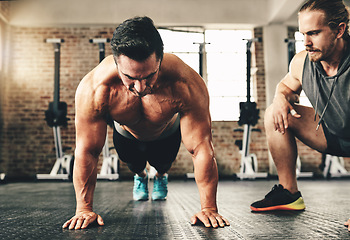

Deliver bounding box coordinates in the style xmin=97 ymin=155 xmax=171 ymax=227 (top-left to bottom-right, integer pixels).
xmin=265 ymin=184 xmax=284 ymax=198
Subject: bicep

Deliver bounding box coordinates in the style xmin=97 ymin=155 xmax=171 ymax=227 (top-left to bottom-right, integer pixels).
xmin=179 ymin=84 xmax=213 ymax=156
xmin=279 ymin=73 xmax=302 ymax=95
xmin=180 ymin=112 xmax=212 ymax=151
xmin=74 ymin=79 xmax=108 ymax=158
xmin=75 ymin=115 xmax=107 ymax=158
xmin=174 ymin=55 xmax=214 ymax=156
xmin=281 ymin=50 xmax=307 ymax=94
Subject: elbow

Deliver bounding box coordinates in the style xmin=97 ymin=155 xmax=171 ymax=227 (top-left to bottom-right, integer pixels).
xmin=192 ymin=139 xmax=214 ymax=160
xmin=74 ymin=147 xmax=101 ymax=163
xmin=192 ymin=141 xmax=217 ymax=172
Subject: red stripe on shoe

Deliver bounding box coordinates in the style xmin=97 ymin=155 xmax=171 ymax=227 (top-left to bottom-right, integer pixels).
xmin=250 ymin=205 xmax=305 ymax=212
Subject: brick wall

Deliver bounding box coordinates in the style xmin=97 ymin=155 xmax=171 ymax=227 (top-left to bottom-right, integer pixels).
xmin=2 ymin=26 xmax=116 ymax=178
xmin=0 ymin=23 xmax=348 ymax=180
xmin=0 ymin=1 xmax=10 ymax=21
xmin=0 ymin=2 xmax=10 ymax=174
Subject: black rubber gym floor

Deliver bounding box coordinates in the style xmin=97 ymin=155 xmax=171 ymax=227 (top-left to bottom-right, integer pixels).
xmin=1 ymin=179 xmax=350 ymax=240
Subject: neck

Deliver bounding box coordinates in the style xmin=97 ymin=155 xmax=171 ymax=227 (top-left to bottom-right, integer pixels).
xmin=320 ymin=38 xmax=347 ymax=75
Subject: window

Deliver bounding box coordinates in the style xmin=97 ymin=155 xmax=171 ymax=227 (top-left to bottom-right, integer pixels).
xmin=159 ymin=28 xmax=252 ymax=121
xmin=206 ymin=30 xmax=252 ymax=121
xmin=158 ymin=28 xmax=203 ymax=74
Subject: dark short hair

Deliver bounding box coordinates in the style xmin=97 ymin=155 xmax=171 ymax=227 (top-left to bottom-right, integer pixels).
xmin=299 ymin=0 xmax=350 ymax=40
xmin=111 ymin=16 xmax=164 ymax=61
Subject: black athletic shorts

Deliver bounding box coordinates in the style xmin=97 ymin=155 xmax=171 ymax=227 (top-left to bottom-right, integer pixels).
xmin=113 ymin=123 xmax=182 ymax=175
xmin=322 ymin=122 xmax=350 ymax=157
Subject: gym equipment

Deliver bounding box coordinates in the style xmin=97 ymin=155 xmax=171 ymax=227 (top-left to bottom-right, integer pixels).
xmin=321 ymin=154 xmax=350 ymax=178
xmin=193 ymin=42 xmax=210 ymax=77
xmin=234 ymin=127 xmax=262 ymax=179
xmin=295 ymin=156 xmax=313 ymax=178
xmin=37 ymin=38 xmax=74 ymax=181
xmin=0 ymin=173 xmax=5 ymax=182
xmin=148 ymin=165 xmax=157 ymax=179
xmin=98 ymin=134 xmax=119 ymax=180
xmin=235 ymin=38 xmax=267 ymax=180
xmin=284 ymin=38 xmax=296 ymax=66
xmin=89 ymin=38 xmax=119 ymax=180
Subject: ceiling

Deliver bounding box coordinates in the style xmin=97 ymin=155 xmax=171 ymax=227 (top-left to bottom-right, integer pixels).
xmin=5 ymin=0 xmax=306 ymax=29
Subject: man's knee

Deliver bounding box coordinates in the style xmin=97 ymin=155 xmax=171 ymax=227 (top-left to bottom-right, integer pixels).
xmin=264 ymin=104 xmax=300 ymax=131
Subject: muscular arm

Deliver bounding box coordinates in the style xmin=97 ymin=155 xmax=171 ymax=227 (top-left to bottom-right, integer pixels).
xmin=176 ymin=57 xmax=229 ymax=228
xmin=73 ymin=104 xmax=106 ymax=214
xmin=63 ymin=71 xmax=108 ymax=230
xmin=276 ymin=50 xmax=306 ymax=100
xmin=180 ymin=106 xmax=218 ymax=213
xmin=272 ymin=51 xmax=306 ymax=133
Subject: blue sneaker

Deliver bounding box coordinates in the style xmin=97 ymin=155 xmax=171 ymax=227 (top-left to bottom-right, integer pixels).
xmin=133 ymin=174 xmax=149 ymax=201
xmin=152 ymin=174 xmax=168 ymax=201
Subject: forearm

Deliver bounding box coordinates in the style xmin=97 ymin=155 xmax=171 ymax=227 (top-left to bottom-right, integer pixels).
xmin=73 ymin=153 xmax=99 ymax=213
xmin=193 ymin=152 xmax=219 ymax=211
xmin=275 ymin=82 xmax=300 ymax=104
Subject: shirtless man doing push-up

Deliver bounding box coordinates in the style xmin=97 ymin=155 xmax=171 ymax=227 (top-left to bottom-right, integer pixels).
xmin=62 ymin=16 xmax=229 ymax=230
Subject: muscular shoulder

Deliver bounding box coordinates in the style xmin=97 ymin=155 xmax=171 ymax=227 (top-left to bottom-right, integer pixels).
xmin=75 ymin=56 xmax=118 ymax=119
xmin=289 ymin=50 xmax=307 ymax=83
xmin=164 ymin=54 xmax=207 ymax=86
xmin=160 ymin=53 xmax=209 ymax=110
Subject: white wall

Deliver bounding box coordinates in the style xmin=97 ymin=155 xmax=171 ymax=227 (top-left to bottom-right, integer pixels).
xmin=9 ymin=0 xmax=272 ymax=28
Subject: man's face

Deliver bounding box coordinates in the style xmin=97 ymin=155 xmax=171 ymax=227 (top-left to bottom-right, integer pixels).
xmin=299 ymin=10 xmax=338 ymax=62
xmin=116 ymin=53 xmax=161 ymax=97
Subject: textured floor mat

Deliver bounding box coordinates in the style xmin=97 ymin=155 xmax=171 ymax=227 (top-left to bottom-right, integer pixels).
xmin=0 ymin=180 xmax=350 ymax=239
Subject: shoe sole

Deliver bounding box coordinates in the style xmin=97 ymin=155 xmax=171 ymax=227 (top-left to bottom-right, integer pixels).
xmin=152 ymin=199 xmax=167 ymax=201
xmin=151 ymin=197 xmax=167 ymax=201
xmin=133 ymin=198 xmax=149 ymax=201
xmin=250 ymin=197 xmax=306 ymax=212
xmin=133 ymin=194 xmax=149 ymax=201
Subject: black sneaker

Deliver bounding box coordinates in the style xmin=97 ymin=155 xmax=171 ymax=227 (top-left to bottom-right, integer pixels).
xmin=250 ymin=184 xmax=305 ymax=212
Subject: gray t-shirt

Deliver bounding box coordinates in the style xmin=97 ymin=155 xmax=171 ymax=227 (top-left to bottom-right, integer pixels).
xmin=302 ymin=48 xmax=350 ymax=139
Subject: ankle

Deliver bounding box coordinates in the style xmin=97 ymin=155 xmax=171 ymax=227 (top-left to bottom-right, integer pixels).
xmin=137 ymin=170 xmax=147 ymax=178
xmin=281 ymin=184 xmax=298 ymax=194
xmin=155 ymin=172 xmax=167 ymax=178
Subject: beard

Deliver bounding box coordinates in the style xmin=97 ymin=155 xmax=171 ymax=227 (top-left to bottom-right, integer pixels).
xmin=307 ymin=49 xmax=323 ymax=62
xmin=306 ymin=38 xmax=336 ymax=62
